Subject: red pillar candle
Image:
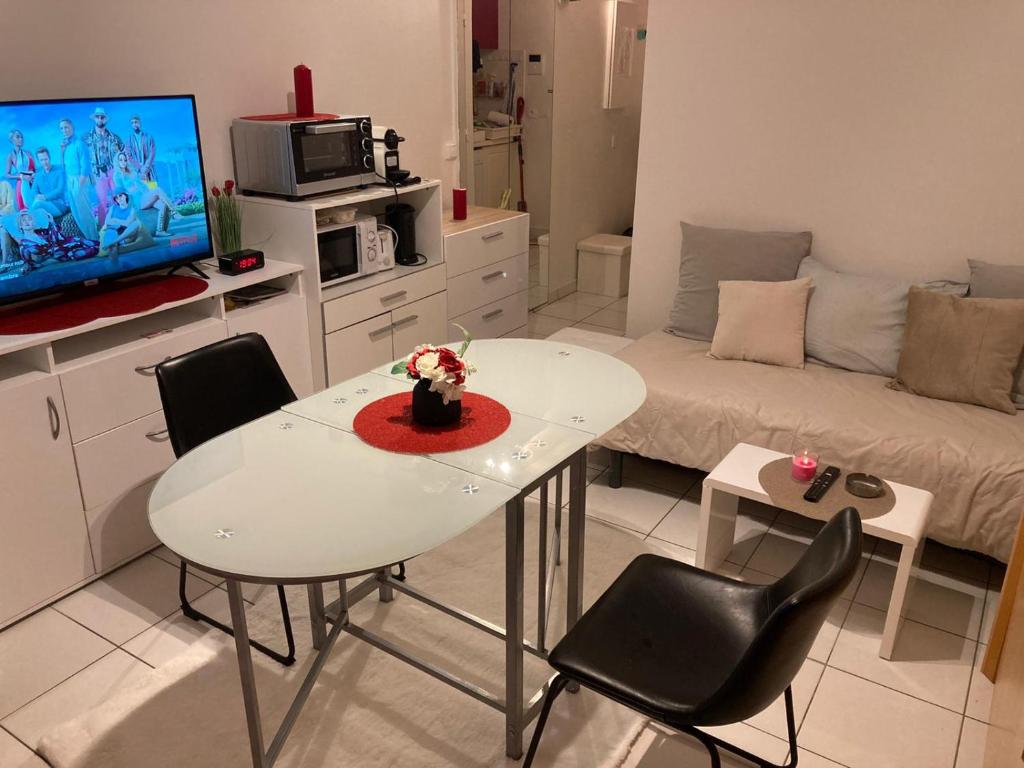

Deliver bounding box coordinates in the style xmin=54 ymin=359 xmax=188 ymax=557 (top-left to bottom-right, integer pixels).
xmin=294 ymin=64 xmax=314 ymax=117
xmin=453 ymin=187 xmax=468 ymax=220
xmin=791 ymin=450 xmax=819 ymax=483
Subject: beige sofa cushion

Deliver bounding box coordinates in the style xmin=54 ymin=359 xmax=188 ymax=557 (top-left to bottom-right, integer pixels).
xmin=709 ymin=278 xmax=812 ymax=368
xmin=890 ymin=287 xmax=1024 ymax=415
xmin=598 ymin=331 xmax=1024 ymax=561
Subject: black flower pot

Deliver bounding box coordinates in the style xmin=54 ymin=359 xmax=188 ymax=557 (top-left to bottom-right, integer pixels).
xmin=412 ymin=378 xmax=462 ymax=427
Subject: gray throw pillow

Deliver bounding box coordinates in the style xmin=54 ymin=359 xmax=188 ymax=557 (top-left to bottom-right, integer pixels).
xmin=969 ymin=259 xmax=1024 ymax=407
xmin=667 ymin=222 xmax=812 ymax=341
xmin=799 ymin=258 xmax=912 ymax=377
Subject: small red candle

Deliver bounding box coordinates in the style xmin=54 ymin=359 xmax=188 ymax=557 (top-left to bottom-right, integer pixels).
xmin=453 ymin=188 xmax=468 ymax=220
xmin=791 ymin=450 xmax=819 ymax=482
xmin=294 ymin=64 xmax=314 ymax=117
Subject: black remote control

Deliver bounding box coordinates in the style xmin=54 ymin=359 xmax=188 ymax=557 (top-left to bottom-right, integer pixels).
xmin=803 ymin=466 xmax=841 ymax=503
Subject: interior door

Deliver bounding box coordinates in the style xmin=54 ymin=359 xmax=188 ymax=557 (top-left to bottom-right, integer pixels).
xmin=0 ymin=375 xmax=93 ymax=625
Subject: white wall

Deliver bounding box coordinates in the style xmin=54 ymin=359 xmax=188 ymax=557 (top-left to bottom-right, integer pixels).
xmin=628 ymin=0 xmax=1024 ymax=337
xmin=4 ymin=0 xmax=459 ymax=197
xmin=548 ymin=0 xmax=648 ymax=297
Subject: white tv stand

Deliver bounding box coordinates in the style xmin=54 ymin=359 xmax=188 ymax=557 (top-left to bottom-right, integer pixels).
xmin=0 ymin=260 xmax=312 ymax=629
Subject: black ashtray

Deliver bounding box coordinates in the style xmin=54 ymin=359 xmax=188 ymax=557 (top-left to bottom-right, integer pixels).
xmin=845 ymin=473 xmax=885 ymax=499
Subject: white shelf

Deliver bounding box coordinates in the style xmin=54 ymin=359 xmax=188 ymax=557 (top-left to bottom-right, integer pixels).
xmin=0 ymin=259 xmax=303 ymax=360
xmin=241 ymin=179 xmax=441 ymax=212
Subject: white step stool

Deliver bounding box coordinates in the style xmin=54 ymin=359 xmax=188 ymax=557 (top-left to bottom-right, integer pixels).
xmin=577 ymin=234 xmax=631 ymax=298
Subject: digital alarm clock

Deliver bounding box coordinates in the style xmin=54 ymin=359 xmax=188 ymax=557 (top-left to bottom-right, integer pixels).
xmin=217 ymin=248 xmax=265 ymax=276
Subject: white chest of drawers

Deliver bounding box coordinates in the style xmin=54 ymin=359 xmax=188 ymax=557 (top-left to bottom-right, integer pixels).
xmin=443 ymin=207 xmax=529 ymax=342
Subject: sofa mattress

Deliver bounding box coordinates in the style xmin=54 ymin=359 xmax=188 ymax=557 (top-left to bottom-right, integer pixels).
xmin=598 ymin=331 xmax=1024 ymax=562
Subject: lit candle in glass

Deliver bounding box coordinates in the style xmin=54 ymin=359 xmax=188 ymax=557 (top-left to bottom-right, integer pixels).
xmin=791 ymin=450 xmax=819 ymax=482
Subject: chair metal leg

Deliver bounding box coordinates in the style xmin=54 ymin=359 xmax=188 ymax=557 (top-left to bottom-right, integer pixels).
xmin=523 ymin=674 xmax=571 ymax=768
xmin=608 ymin=449 xmax=624 ymax=489
xmin=180 ymin=560 xmax=296 ymax=667
xmin=699 ymin=686 xmax=799 ymax=768
xmin=683 ymin=727 xmax=722 ymax=768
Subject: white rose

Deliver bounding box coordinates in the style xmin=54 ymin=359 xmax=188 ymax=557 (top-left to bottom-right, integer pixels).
xmin=415 ymin=352 xmax=440 ymax=376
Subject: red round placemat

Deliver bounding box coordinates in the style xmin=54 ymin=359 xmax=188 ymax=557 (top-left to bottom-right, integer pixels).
xmin=0 ymin=275 xmax=208 ymax=335
xmin=353 ymin=391 xmax=511 ymax=453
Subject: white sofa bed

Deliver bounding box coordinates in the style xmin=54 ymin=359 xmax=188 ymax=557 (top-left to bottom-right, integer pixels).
xmin=597 ymin=330 xmax=1024 ymax=562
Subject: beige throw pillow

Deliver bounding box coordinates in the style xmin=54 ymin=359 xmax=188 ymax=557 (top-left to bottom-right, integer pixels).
xmin=889 ymin=287 xmax=1024 ymax=415
xmin=709 ymin=278 xmax=812 ymax=368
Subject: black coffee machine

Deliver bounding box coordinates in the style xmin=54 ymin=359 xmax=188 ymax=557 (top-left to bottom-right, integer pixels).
xmin=385 ymin=203 xmax=418 ymax=266
xmin=372 ymin=126 xmax=420 ymax=186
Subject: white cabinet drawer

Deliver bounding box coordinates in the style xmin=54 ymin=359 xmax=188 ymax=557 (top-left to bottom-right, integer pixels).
xmin=391 ymin=292 xmax=448 ymax=359
xmin=502 ymin=324 xmax=528 ymax=339
xmin=85 ymin=477 xmax=163 ymax=572
xmin=449 ymin=289 xmax=529 ymax=341
xmin=325 ymin=313 xmax=396 ymax=386
xmin=74 ymin=410 xmax=175 ymax=511
xmin=322 ymin=265 xmax=445 ymax=334
xmin=60 ymin=320 xmax=227 ymax=443
xmin=444 ymin=214 xmax=528 ymax=278
xmin=446 ymin=253 xmax=527 ymax=318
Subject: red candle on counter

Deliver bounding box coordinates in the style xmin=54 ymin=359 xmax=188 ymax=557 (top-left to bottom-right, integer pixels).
xmin=453 ymin=187 xmax=468 ymax=220
xmin=294 ymin=64 xmax=314 ymax=117
xmin=791 ymin=450 xmax=819 ymax=482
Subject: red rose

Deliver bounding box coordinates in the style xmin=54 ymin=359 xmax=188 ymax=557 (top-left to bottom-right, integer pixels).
xmin=437 ymin=348 xmax=463 ymax=373
xmin=225 ymin=179 xmax=235 ymax=190
xmin=406 ymin=359 xmax=419 ymax=378
xmin=211 ymin=186 xmax=221 ymax=197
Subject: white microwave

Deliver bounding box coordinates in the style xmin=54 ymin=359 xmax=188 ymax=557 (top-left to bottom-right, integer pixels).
xmin=317 ymin=215 xmax=382 ymax=288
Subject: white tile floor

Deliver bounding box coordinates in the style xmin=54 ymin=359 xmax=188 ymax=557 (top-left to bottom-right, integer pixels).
xmin=0 ymin=444 xmax=1004 ymax=767
xmin=529 ymin=291 xmax=629 ymax=338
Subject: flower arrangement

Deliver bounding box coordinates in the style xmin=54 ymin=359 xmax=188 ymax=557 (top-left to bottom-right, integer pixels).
xmin=392 ymin=325 xmax=476 ymax=406
xmin=209 ymin=179 xmax=242 ymax=255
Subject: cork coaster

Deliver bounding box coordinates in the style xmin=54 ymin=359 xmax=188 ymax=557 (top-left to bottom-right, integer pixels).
xmin=757 ymin=458 xmax=895 ymax=522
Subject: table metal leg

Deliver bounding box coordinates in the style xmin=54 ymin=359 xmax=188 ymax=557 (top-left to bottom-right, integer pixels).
xmin=377 ymin=568 xmax=395 ymax=603
xmin=228 ymin=579 xmax=267 ymax=768
xmin=307 ymin=583 xmax=327 ymax=651
xmin=880 ymin=541 xmax=919 ymax=659
xmin=567 ymin=449 xmax=586 ymax=632
xmin=696 ymin=485 xmax=739 ymax=571
xmin=537 ymin=481 xmax=549 ymax=653
xmin=555 ymin=471 xmax=563 ymax=566
xmin=505 ymin=494 xmax=526 ymax=759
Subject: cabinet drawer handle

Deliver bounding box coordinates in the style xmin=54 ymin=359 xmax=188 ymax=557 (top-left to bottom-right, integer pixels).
xmin=482 ymin=270 xmax=507 ymax=282
xmin=368 ymin=324 xmax=393 ymax=339
xmin=46 ymin=396 xmax=60 ymax=440
xmin=145 ymin=428 xmax=169 ymax=440
xmin=391 ymin=314 xmax=419 ymax=329
xmin=381 ymin=290 xmax=408 ymax=303
xmin=481 ymin=232 xmax=504 ymax=242
xmin=482 ymin=308 xmax=504 ymax=321
xmin=135 ymin=356 xmax=172 ymax=375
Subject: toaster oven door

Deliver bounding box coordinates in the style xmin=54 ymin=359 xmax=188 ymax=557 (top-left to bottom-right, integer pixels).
xmin=290 ymin=121 xmax=369 ymax=186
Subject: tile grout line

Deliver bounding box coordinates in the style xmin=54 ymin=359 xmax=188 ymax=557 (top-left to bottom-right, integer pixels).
xmin=0 ymin=722 xmax=42 ymax=761
xmin=0 ymin=647 xmax=120 ymax=726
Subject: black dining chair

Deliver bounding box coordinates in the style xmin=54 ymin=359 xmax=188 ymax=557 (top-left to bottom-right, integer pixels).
xmin=524 ymin=506 xmax=863 ymax=768
xmin=155 ymin=332 xmax=298 ymax=666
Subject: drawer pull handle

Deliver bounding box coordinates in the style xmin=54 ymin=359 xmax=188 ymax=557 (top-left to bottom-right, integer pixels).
xmin=481 ymin=232 xmax=504 ymax=243
xmin=392 ymin=314 xmax=419 ymax=329
xmin=482 ymin=270 xmax=508 ymax=281
xmin=482 ymin=308 xmax=504 ymax=321
xmin=381 ymin=290 xmax=408 ymax=303
xmin=135 ymin=356 xmax=172 ymax=375
xmin=46 ymin=396 xmax=60 ymax=440
xmin=369 ymin=325 xmax=393 ymax=339
xmin=145 ymin=428 xmax=170 ymax=440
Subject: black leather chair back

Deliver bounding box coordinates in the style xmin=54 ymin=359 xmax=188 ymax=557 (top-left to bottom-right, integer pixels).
xmin=698 ymin=507 xmax=862 ymax=725
xmin=155 ymin=333 xmax=297 ymax=458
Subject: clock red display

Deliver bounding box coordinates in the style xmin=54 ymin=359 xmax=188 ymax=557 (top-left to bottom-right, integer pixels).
xmin=238 ymin=256 xmax=259 ymax=269
xmin=217 ymin=249 xmax=265 ymax=275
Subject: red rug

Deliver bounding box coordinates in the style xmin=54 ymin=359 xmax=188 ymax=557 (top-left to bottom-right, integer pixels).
xmin=353 ymin=391 xmax=511 ymax=454
xmin=0 ymin=275 xmax=208 ymax=335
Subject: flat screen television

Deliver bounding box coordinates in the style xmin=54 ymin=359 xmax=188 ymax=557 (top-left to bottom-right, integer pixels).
xmin=0 ymin=95 xmax=211 ymax=305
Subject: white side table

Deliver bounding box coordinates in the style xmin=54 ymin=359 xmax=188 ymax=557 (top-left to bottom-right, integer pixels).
xmin=696 ymin=443 xmax=933 ymax=659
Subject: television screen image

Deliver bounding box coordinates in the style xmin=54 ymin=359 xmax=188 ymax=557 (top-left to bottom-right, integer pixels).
xmin=0 ymin=95 xmax=211 ymax=304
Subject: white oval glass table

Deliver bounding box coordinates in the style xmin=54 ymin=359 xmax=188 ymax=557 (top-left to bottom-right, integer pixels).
xmin=148 ymin=339 xmax=646 ymax=767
